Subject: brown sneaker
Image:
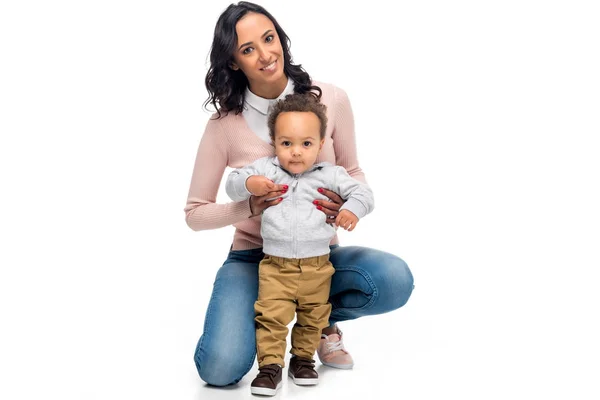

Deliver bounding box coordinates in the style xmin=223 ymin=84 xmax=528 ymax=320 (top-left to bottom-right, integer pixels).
xmin=250 ymin=364 xmax=282 ymax=396
xmin=288 ymin=356 xmax=318 ymax=385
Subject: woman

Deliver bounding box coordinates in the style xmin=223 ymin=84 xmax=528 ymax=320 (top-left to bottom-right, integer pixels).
xmin=184 ymin=1 xmax=414 ymax=386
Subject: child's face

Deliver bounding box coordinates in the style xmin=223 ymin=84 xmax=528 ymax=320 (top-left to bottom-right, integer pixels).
xmin=273 ymin=111 xmax=324 ymax=175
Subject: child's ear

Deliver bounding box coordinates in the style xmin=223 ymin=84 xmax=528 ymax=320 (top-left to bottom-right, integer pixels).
xmin=319 ymin=139 xmax=325 ymax=151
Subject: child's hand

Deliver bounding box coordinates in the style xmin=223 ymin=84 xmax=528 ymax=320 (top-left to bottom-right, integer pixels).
xmin=335 ymin=209 xmax=359 ymax=231
xmin=246 ymin=175 xmax=276 ymax=196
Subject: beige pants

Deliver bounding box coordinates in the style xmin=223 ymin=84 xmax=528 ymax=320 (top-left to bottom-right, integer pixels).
xmin=255 ymin=254 xmax=335 ymax=367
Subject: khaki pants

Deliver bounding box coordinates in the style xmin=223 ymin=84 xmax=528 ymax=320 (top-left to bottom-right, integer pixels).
xmin=255 ymin=254 xmax=335 ymax=367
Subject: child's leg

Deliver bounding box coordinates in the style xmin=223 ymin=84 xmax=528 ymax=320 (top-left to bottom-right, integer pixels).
xmin=291 ymin=255 xmax=334 ymax=359
xmin=255 ymin=256 xmax=299 ymax=367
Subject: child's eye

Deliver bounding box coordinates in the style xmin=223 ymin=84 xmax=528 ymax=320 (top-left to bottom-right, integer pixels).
xmin=281 ymin=141 xmax=291 ymax=147
xmin=303 ymin=141 xmax=312 ymax=147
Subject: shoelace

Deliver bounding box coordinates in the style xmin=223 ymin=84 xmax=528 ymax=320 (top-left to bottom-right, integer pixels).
xmin=326 ymin=338 xmax=346 ymax=353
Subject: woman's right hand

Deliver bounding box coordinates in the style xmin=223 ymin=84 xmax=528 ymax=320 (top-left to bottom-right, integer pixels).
xmin=249 ymin=184 xmax=288 ymax=216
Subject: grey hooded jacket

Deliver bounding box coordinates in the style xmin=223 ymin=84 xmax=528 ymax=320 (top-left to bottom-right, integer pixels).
xmin=226 ymin=156 xmax=374 ymax=258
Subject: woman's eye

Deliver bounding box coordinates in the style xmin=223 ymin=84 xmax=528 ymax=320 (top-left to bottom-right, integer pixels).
xmin=265 ymin=35 xmax=274 ymax=43
xmin=242 ymin=47 xmax=253 ymax=55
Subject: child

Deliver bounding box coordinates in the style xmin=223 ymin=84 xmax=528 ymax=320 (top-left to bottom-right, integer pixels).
xmin=225 ymin=93 xmax=374 ymax=396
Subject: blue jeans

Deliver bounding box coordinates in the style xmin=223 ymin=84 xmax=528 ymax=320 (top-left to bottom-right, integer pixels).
xmin=194 ymin=245 xmax=414 ymax=386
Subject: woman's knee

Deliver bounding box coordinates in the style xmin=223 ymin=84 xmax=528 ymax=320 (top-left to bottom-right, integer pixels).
xmin=193 ymin=259 xmax=259 ymax=386
xmin=376 ymin=254 xmax=414 ymax=310
xmin=346 ymin=247 xmax=413 ymax=312
xmin=194 ymin=337 xmax=255 ymax=386
xmin=331 ymin=246 xmax=414 ymax=313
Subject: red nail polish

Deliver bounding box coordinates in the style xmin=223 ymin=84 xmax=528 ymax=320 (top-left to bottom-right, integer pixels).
xmin=283 ymin=185 xmax=288 ymax=189
xmin=317 ymin=205 xmax=322 ymax=210
xmin=318 ymin=188 xmax=323 ymax=193
xmin=313 ymin=200 xmax=318 ymax=205
xmin=279 ymin=197 xmax=283 ymax=201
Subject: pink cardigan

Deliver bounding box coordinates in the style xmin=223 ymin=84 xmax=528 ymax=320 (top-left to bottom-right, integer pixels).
xmin=184 ymin=82 xmax=366 ymax=250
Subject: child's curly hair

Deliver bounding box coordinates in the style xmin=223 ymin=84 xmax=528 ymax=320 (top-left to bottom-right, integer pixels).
xmin=267 ymin=92 xmax=328 ymax=142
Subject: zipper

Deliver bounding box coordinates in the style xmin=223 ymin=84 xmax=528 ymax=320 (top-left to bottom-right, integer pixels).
xmin=292 ymin=175 xmax=299 ymax=258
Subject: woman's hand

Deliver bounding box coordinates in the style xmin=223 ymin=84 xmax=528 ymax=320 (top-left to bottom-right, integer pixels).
xmin=314 ymin=187 xmax=345 ymax=224
xmin=249 ymin=184 xmax=288 ymax=216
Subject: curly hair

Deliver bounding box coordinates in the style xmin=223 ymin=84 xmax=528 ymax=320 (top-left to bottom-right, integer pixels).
xmin=204 ymin=2 xmax=322 ymax=118
xmin=267 ymin=93 xmax=328 ymax=142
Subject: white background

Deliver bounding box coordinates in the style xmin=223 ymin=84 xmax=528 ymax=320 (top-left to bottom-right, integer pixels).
xmin=1 ymin=1 xmax=599 ymax=399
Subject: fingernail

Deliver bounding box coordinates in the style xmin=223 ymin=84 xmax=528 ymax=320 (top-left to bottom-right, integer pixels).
xmin=317 ymin=205 xmax=322 ymax=210
xmin=282 ymin=189 xmax=287 ymax=193
xmin=279 ymin=197 xmax=283 ymax=201
xmin=318 ymin=188 xmax=323 ymax=193
xmin=283 ymin=185 xmax=288 ymax=189
xmin=313 ymin=200 xmax=318 ymax=205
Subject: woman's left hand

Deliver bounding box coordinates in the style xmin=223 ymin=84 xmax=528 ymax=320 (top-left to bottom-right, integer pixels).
xmin=314 ymin=188 xmax=345 ymax=225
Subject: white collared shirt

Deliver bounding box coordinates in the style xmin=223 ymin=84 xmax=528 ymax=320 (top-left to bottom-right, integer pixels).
xmin=243 ymin=78 xmax=295 ymax=143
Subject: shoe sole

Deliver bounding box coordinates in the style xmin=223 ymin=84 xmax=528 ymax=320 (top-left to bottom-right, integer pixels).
xmin=321 ymin=361 xmax=354 ymax=370
xmin=250 ymin=381 xmax=282 ymax=396
xmin=288 ymin=370 xmax=318 ymax=386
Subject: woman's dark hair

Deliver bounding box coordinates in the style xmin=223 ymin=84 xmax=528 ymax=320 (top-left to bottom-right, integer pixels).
xmin=204 ymin=1 xmax=322 ymax=118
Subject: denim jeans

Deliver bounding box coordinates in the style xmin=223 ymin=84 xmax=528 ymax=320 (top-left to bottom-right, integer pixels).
xmin=193 ymin=245 xmax=414 ymax=386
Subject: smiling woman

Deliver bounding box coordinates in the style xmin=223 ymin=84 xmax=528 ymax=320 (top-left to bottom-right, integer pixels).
xmin=203 ymin=2 xmax=322 ymax=118
xmin=184 ymin=0 xmax=414 ymax=391
xmin=230 ymin=13 xmax=285 ymax=96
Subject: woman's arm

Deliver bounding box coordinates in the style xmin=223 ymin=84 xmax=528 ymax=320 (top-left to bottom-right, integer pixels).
xmin=184 ymin=117 xmax=252 ymax=231
xmin=331 ymin=85 xmax=366 ymax=184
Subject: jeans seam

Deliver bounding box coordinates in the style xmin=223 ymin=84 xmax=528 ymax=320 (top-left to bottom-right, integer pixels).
xmin=330 ymin=266 xmax=378 ymax=314
xmin=196 ymin=279 xmax=219 ymax=374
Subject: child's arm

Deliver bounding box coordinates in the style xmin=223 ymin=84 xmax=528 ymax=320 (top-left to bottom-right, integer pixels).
xmin=336 ymin=209 xmax=359 ymax=231
xmin=246 ymin=176 xmax=277 ymax=197
xmin=225 ymin=157 xmax=273 ymax=201
xmin=333 ymin=167 xmax=375 ymax=231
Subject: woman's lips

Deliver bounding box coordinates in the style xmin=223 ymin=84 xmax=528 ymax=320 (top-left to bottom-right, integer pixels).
xmin=260 ymin=59 xmax=277 ymax=72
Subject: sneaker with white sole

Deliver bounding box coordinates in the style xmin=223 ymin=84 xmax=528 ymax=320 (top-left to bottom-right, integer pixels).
xmin=250 ymin=364 xmax=282 ymax=396
xmin=288 ymin=356 xmax=318 ymax=386
xmin=317 ymin=327 xmax=354 ymax=369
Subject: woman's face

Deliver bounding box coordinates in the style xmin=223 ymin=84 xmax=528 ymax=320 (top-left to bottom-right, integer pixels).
xmin=231 ymin=12 xmax=286 ymax=97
